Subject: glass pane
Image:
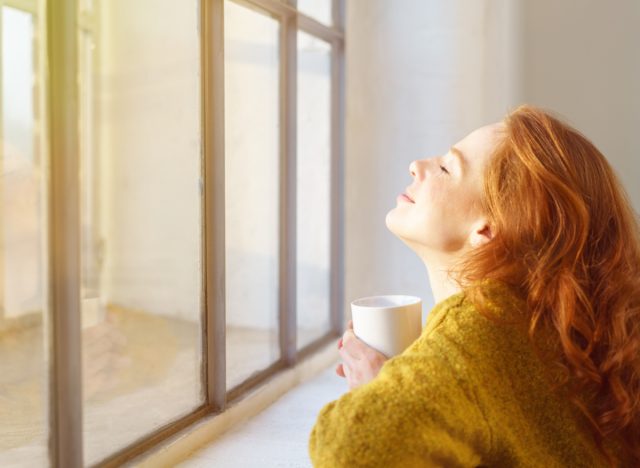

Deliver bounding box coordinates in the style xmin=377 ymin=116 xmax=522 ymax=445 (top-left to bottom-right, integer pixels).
xmin=0 ymin=6 xmax=50 ymax=466
xmin=82 ymin=1 xmax=204 ymax=464
xmin=296 ymin=31 xmax=331 ymax=349
xmin=79 ymin=0 xmax=94 ymax=13
xmin=79 ymin=31 xmax=97 ymax=296
xmin=297 ymin=0 xmax=332 ymax=27
xmin=224 ymin=0 xmax=281 ymax=390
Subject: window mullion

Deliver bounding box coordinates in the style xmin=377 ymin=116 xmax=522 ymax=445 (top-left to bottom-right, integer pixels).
xmin=47 ymin=0 xmax=83 ymax=465
xmin=280 ymin=4 xmax=298 ymax=365
xmin=296 ymin=13 xmax=342 ymax=43
xmin=203 ymin=0 xmax=227 ymax=411
xmin=330 ymin=0 xmax=345 ymax=335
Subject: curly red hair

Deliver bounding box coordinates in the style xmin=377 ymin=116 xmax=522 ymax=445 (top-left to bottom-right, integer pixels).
xmin=455 ymin=105 xmax=640 ymax=466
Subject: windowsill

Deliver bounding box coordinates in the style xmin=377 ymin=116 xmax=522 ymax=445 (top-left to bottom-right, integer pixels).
xmin=177 ymin=359 xmax=344 ymax=467
xmin=126 ymin=341 xmax=342 ymax=467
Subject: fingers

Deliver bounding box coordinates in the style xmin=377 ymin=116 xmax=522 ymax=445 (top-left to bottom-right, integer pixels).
xmin=342 ymin=360 xmax=351 ymax=381
xmin=347 ymin=320 xmax=353 ymax=330
xmin=342 ymin=362 xmax=358 ymax=391
xmin=337 ymin=337 xmax=347 ymax=374
xmin=341 ymin=328 xmax=389 ymax=366
xmin=340 ymin=329 xmax=363 ymax=360
xmin=339 ymin=339 xmax=362 ymax=373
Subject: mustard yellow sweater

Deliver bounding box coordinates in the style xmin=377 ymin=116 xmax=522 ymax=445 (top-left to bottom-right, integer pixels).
xmin=309 ymin=280 xmax=618 ymax=467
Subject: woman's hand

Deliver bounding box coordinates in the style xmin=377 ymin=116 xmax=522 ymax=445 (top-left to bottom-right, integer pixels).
xmin=335 ymin=320 xmax=389 ymax=391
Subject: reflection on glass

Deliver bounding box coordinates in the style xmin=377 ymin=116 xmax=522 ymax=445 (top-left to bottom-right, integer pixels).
xmin=297 ymin=0 xmax=332 ymax=26
xmin=296 ymin=31 xmax=332 ymax=349
xmin=0 ymin=6 xmax=49 ymax=467
xmin=81 ymin=1 xmax=204 ymax=464
xmin=224 ymin=0 xmax=281 ymax=390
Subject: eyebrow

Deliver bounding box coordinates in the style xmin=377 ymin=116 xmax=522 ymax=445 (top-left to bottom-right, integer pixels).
xmin=449 ymin=146 xmax=467 ymax=174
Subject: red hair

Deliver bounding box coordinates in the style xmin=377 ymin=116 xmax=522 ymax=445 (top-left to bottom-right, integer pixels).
xmin=455 ymin=105 xmax=640 ymax=466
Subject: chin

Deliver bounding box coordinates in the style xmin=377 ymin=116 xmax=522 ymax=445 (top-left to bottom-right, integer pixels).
xmin=384 ymin=210 xmax=398 ymax=234
xmin=385 ymin=210 xmax=413 ymax=242
xmin=386 ymin=220 xmax=433 ymax=253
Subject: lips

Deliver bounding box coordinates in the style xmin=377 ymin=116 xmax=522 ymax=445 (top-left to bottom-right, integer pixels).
xmin=403 ymin=191 xmax=415 ymax=203
xmin=398 ymin=193 xmax=415 ymax=204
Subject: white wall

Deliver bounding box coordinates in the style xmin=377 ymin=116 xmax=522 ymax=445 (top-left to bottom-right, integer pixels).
xmin=520 ymin=0 xmax=640 ymax=211
xmin=344 ymin=0 xmax=521 ymax=319
xmin=343 ymin=0 xmax=639 ymax=322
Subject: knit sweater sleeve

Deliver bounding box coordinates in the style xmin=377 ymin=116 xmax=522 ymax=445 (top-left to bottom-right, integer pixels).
xmin=308 ymin=310 xmax=493 ymax=468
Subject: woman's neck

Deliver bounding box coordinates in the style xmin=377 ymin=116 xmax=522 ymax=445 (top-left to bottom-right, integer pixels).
xmin=423 ymin=261 xmax=462 ymax=305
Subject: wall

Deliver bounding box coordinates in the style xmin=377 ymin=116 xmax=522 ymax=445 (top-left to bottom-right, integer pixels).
xmin=344 ymin=0 xmax=521 ymax=318
xmin=520 ymin=0 xmax=640 ymax=211
xmin=344 ymin=0 xmax=639 ymax=321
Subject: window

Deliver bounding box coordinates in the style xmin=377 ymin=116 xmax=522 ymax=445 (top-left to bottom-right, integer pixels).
xmin=224 ymin=0 xmax=281 ymax=390
xmin=297 ymin=30 xmax=333 ymax=349
xmin=1 ymin=2 xmax=49 ymax=467
xmin=0 ymin=0 xmax=344 ymax=466
xmin=79 ymin=0 xmax=205 ymax=465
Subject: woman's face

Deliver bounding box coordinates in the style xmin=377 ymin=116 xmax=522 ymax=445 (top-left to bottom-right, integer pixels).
xmin=385 ymin=122 xmax=504 ymax=255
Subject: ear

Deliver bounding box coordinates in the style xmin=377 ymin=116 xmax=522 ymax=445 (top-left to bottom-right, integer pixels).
xmin=468 ymin=219 xmax=493 ymax=248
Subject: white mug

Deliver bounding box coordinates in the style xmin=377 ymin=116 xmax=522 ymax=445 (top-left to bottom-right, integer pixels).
xmin=350 ymin=295 xmax=422 ymax=358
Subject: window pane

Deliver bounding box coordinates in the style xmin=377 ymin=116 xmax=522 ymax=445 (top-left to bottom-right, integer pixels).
xmin=224 ymin=0 xmax=281 ymax=390
xmin=79 ymin=30 xmax=97 ymax=296
xmin=82 ymin=1 xmax=204 ymax=464
xmin=296 ymin=31 xmax=332 ymax=349
xmin=79 ymin=0 xmax=94 ymax=13
xmin=297 ymin=0 xmax=332 ymax=27
xmin=0 ymin=7 xmax=50 ymax=466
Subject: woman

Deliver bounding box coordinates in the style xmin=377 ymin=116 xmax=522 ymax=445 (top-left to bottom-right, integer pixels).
xmin=308 ymin=105 xmax=640 ymax=467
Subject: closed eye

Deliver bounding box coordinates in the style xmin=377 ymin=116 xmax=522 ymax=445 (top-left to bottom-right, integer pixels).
xmin=439 ymin=165 xmax=449 ymax=174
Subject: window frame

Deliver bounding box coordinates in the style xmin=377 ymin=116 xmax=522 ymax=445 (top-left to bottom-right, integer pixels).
xmin=43 ymin=0 xmax=345 ymax=466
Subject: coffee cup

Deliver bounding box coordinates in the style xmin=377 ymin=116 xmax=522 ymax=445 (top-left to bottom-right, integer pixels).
xmin=350 ymin=295 xmax=422 ymax=358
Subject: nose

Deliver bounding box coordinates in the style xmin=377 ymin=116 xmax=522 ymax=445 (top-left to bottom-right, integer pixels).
xmin=409 ymin=159 xmax=426 ymax=181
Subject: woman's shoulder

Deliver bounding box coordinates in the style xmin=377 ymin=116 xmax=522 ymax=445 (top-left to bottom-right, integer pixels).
xmin=425 ymin=279 xmax=527 ymax=333
xmin=418 ymin=279 xmax=534 ymax=361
